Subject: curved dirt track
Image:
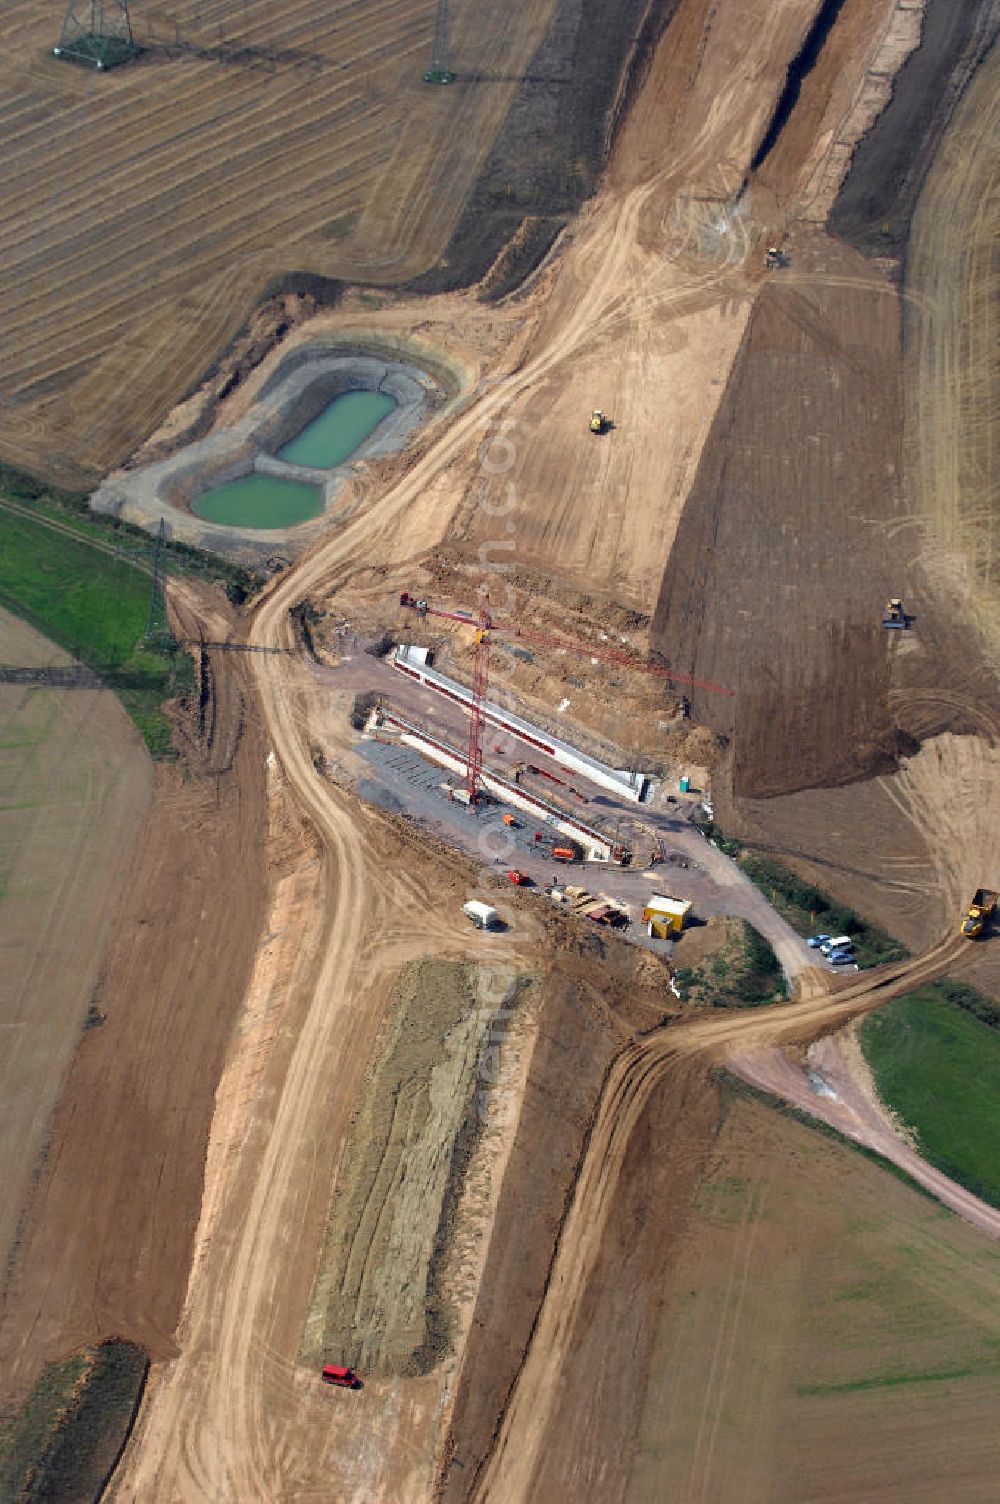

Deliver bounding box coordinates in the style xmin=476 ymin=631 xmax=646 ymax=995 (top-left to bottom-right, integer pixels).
xmin=467 ymin=930 xmax=975 ymax=1504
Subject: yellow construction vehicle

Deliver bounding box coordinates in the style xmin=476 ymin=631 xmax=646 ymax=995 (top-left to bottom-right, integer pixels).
xmin=590 ymin=409 xmax=606 ymax=434
xmin=763 ymin=246 xmax=784 ymax=270
xmin=961 ymin=889 xmax=997 ymax=938
xmin=882 ymin=597 xmax=908 ymax=629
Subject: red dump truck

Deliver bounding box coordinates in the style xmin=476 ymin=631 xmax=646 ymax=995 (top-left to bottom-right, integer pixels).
xmin=961 ymin=889 xmax=997 ymax=939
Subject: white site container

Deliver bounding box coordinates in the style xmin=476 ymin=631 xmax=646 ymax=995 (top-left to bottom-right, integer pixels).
xmin=463 ymin=901 xmax=500 ymax=931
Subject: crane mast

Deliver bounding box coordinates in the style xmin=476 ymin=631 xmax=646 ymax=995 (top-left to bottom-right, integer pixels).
xmin=398 ymin=589 xmax=735 ymax=803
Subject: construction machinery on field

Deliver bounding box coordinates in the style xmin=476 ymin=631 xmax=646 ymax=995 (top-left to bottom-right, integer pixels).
xmin=882 ymin=597 xmax=910 ymax=629
xmin=961 ymin=889 xmax=996 ymax=938
xmin=590 ymin=409 xmax=607 ymax=434
xmin=763 ymin=246 xmax=785 ymax=270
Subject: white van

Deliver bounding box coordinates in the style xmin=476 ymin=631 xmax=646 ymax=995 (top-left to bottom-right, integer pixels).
xmin=819 ymin=935 xmax=853 ymax=956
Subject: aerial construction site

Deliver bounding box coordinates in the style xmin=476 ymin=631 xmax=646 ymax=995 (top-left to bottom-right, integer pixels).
xmin=0 ymin=0 xmax=998 ymax=1499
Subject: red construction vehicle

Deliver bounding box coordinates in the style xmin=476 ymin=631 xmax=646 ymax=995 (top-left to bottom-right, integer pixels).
xmin=508 ymin=869 xmax=531 ymax=886
xmin=321 ymin=1363 xmax=360 ymax=1389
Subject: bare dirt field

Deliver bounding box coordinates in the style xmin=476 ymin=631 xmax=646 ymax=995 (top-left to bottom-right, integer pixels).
xmin=0 ymin=608 xmax=150 ymax=1314
xmin=651 ymin=230 xmax=907 ymax=795
xmin=0 ymin=592 xmax=267 ymax=1402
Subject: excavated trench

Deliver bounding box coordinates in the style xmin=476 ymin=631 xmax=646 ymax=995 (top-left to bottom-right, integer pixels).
xmin=747 ymin=0 xmax=850 ymax=175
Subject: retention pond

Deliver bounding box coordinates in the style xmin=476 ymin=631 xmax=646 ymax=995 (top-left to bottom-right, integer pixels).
xmin=278 ymin=389 xmax=396 ymax=468
xmin=192 ymin=474 xmax=322 ymax=529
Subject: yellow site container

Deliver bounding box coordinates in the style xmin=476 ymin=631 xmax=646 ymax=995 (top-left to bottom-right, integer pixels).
xmin=642 ymin=895 xmax=692 ymax=933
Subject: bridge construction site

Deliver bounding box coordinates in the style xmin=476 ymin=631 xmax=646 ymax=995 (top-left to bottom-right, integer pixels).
xmin=312 ymin=609 xmax=811 ymax=967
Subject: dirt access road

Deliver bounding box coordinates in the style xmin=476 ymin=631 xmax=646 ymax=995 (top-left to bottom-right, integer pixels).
xmin=731 ymin=1034 xmax=1000 ymax=1239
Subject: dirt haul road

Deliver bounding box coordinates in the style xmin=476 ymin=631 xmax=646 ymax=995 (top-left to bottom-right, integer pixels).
xmin=108 ymin=3 xmax=992 ymax=1498
xmin=731 ymin=1035 xmax=1000 ymax=1240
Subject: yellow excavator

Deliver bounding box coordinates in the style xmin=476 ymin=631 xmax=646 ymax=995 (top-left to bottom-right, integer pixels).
xmin=590 ymin=409 xmax=607 ymax=435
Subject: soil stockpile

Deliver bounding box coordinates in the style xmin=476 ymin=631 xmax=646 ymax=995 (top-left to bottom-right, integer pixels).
xmin=302 ymin=959 xmax=531 ymax=1378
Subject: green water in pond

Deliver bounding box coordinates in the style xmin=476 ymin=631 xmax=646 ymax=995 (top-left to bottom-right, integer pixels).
xmin=192 ymin=474 xmax=322 ymax=529
xmin=278 ymin=389 xmax=396 ymax=468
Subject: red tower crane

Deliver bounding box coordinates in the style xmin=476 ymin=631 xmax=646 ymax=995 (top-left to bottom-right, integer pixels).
xmin=465 ymin=597 xmax=491 ymax=804
xmin=399 ymin=591 xmax=734 ymax=804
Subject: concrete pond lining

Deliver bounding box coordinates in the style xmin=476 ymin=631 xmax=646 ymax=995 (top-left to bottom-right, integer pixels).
xmin=90 ymin=347 xmax=448 ymax=562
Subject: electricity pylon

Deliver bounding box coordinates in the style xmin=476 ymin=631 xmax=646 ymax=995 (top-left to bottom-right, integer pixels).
xmin=144 ymin=519 xmax=172 ymax=646
xmin=424 ymin=0 xmax=454 ymax=84
xmin=54 ymin=0 xmax=137 ymax=70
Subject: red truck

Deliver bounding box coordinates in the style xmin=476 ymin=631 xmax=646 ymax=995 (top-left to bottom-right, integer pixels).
xmin=321 ymin=1364 xmax=360 ymax=1389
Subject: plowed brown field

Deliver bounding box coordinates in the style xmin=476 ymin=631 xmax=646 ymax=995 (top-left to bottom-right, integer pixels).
xmin=0 ymin=0 xmax=554 ymax=483
xmin=0 ymin=609 xmax=150 ymax=1309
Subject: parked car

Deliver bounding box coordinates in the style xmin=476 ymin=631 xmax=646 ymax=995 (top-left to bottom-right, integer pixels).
xmin=807 ymin=934 xmax=832 ymax=949
xmin=321 ymin=1364 xmax=360 ymax=1389
xmin=827 ymin=948 xmax=856 ymax=966
xmin=819 ymin=935 xmax=853 ymax=956
xmin=507 ymin=869 xmax=531 ymax=886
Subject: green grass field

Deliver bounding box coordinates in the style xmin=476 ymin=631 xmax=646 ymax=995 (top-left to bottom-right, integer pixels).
xmin=0 ymin=502 xmax=194 ymax=756
xmin=861 ymin=984 xmax=1000 ymax=1208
